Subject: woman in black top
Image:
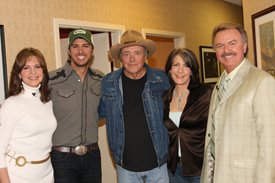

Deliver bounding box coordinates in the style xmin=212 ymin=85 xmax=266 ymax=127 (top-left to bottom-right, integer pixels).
xmin=163 ymin=48 xmax=213 ymax=183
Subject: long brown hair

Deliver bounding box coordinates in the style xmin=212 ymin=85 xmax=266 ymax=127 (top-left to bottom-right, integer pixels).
xmin=163 ymin=48 xmax=201 ymax=116
xmin=8 ymin=47 xmax=50 ymax=103
xmin=165 ymin=48 xmax=200 ymax=88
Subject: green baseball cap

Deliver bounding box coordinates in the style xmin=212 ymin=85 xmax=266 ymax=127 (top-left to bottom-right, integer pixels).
xmin=68 ymin=28 xmax=94 ymax=46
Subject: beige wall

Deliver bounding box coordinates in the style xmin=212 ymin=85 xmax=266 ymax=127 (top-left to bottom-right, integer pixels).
xmin=0 ymin=0 xmax=242 ymax=74
xmin=242 ymin=0 xmax=275 ymax=62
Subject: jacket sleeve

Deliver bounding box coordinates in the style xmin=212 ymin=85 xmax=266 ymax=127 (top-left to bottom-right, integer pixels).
xmin=254 ymin=75 xmax=275 ymax=183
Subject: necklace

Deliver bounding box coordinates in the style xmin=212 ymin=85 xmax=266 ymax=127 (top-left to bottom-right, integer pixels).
xmin=173 ymin=89 xmax=188 ymax=110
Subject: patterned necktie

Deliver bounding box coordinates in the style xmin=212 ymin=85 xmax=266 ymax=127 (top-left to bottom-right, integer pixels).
xmin=208 ymin=75 xmax=231 ymax=182
xmin=210 ymin=75 xmax=231 ymax=159
xmin=217 ymin=76 xmax=231 ymax=104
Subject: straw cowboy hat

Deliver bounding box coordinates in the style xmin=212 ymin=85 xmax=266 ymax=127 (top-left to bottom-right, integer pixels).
xmin=110 ymin=30 xmax=156 ymax=61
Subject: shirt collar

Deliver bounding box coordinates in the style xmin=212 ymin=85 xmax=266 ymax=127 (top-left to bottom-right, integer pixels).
xmin=222 ymin=58 xmax=246 ymax=81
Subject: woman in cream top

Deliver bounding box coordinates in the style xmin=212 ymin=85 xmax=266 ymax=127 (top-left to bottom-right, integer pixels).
xmin=0 ymin=48 xmax=57 ymax=183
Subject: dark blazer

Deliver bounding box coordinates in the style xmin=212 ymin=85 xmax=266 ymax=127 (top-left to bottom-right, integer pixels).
xmin=163 ymin=84 xmax=213 ymax=176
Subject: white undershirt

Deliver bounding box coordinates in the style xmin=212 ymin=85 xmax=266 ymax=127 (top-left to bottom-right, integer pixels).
xmin=169 ymin=112 xmax=182 ymax=157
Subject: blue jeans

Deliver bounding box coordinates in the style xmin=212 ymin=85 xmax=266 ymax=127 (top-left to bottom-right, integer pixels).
xmin=51 ymin=149 xmax=101 ymax=183
xmin=116 ymin=163 xmax=169 ymax=183
xmin=168 ymin=163 xmax=200 ymax=183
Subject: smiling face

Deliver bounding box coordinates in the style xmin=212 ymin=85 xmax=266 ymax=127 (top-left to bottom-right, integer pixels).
xmin=69 ymin=38 xmax=93 ymax=69
xmin=213 ymin=28 xmax=247 ymax=73
xmin=120 ymin=45 xmax=147 ymax=79
xmin=19 ymin=56 xmax=44 ymax=87
xmin=170 ymin=55 xmax=191 ymax=87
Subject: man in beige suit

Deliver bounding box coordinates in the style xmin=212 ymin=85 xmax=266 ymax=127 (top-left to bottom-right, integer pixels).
xmin=201 ymin=22 xmax=275 ymax=183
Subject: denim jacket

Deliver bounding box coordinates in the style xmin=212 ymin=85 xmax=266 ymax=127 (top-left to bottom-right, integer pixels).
xmin=98 ymin=64 xmax=170 ymax=167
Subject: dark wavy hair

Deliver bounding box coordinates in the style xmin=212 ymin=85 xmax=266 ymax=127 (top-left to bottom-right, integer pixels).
xmin=8 ymin=47 xmax=50 ymax=103
xmin=165 ymin=48 xmax=200 ymax=89
xmin=163 ymin=48 xmax=201 ymax=119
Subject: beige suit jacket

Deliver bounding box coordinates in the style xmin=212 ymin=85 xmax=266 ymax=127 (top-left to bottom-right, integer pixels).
xmin=201 ymin=59 xmax=275 ymax=183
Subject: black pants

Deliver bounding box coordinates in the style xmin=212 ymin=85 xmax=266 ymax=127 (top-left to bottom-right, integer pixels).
xmin=51 ymin=149 xmax=101 ymax=183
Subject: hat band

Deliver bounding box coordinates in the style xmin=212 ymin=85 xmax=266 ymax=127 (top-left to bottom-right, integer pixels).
xmin=123 ymin=40 xmax=138 ymax=44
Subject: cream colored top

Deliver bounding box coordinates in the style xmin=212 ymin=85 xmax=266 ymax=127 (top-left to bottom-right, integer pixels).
xmin=0 ymin=83 xmax=57 ymax=168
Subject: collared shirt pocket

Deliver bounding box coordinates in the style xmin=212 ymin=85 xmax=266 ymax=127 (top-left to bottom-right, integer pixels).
xmin=102 ymin=90 xmax=116 ymax=101
xmin=56 ymin=89 xmax=75 ymax=98
xmin=89 ymin=81 xmax=102 ymax=96
xmin=90 ymin=86 xmax=101 ymax=96
xmin=151 ymin=89 xmax=163 ymax=99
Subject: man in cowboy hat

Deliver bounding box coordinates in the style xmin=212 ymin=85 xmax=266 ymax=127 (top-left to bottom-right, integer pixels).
xmin=98 ymin=30 xmax=170 ymax=182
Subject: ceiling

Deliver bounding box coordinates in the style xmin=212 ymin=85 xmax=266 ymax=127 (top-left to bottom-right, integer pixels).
xmin=223 ymin=0 xmax=242 ymax=7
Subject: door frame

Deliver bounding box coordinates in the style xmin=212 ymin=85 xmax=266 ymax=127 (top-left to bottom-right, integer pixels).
xmin=142 ymin=28 xmax=185 ymax=48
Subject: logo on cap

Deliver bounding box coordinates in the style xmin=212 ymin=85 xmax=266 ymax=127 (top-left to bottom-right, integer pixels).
xmin=68 ymin=28 xmax=93 ymax=46
xmin=74 ymin=29 xmax=86 ymax=35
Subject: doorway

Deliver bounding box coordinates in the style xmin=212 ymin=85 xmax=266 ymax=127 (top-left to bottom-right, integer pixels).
xmin=143 ymin=28 xmax=185 ymax=71
xmin=53 ymin=18 xmax=125 ymax=74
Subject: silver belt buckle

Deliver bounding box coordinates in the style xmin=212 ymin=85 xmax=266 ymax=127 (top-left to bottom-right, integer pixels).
xmin=75 ymin=145 xmax=87 ymax=155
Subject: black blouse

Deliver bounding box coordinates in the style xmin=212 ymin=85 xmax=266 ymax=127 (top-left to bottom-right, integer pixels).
xmin=163 ymin=84 xmax=213 ymax=176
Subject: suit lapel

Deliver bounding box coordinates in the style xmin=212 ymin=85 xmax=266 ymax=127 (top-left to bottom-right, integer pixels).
xmin=220 ymin=60 xmax=252 ymax=104
xmin=205 ymin=60 xmax=252 ymax=147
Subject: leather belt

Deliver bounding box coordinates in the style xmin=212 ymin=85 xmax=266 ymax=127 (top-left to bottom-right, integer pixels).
xmin=52 ymin=143 xmax=99 ymax=155
xmin=6 ymin=153 xmax=50 ymax=167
